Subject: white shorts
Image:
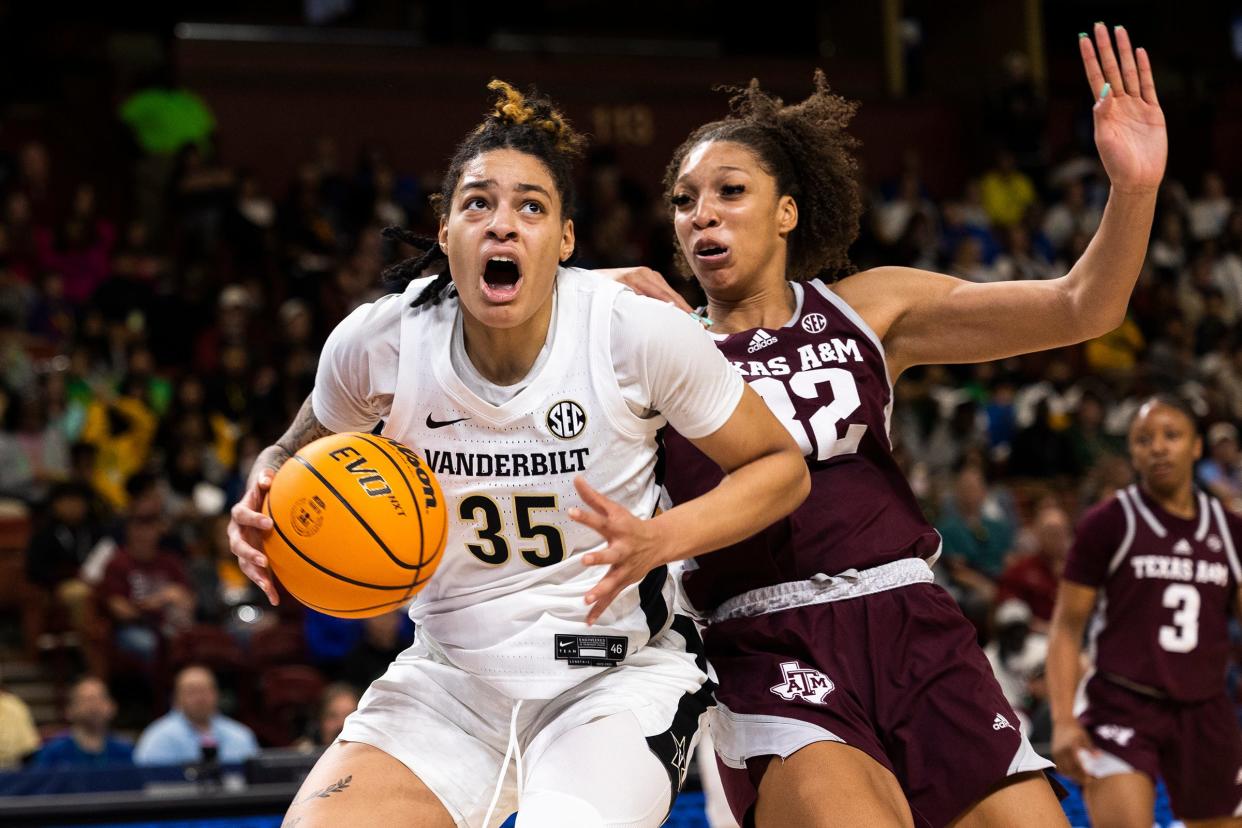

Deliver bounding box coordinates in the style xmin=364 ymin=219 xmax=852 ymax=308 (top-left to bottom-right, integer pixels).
xmin=338 ymin=614 xmax=714 ymax=828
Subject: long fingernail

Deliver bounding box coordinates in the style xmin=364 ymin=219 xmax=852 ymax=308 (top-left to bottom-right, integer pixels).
xmin=1114 ymin=25 xmax=1123 ymax=31
xmin=1099 ymin=82 xmax=1111 ymax=100
xmin=1078 ymin=32 xmax=1088 ymax=39
xmin=1094 ymin=20 xmax=1104 ymax=26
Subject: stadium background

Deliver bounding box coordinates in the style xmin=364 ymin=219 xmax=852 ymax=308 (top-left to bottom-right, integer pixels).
xmin=0 ymin=1 xmax=1238 ymax=824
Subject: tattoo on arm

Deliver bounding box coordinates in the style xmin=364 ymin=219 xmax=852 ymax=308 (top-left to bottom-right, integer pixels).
xmin=295 ymin=775 xmax=353 ymax=805
xmin=248 ymin=396 xmax=334 ymax=489
xmin=277 ymin=396 xmax=335 ymax=457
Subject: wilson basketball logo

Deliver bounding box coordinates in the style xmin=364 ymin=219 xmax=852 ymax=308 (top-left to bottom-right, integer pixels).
xmin=801 ymin=313 xmax=828 ymax=334
xmin=329 ymin=445 xmax=393 ymax=498
xmin=547 ymin=400 xmax=587 ymax=440
xmin=291 ymin=496 xmax=327 ymax=537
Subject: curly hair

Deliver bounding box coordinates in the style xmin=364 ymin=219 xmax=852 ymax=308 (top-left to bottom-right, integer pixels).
xmin=662 ymin=70 xmax=862 ymax=282
xmin=384 ymin=80 xmax=587 ymax=306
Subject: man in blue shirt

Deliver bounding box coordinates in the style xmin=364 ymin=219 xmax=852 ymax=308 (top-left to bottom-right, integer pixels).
xmin=133 ymin=665 xmax=258 ymax=766
xmin=34 ymin=676 xmax=133 ymax=768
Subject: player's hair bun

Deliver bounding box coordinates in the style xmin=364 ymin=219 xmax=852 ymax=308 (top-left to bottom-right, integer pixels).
xmin=484 ymin=79 xmax=585 ymax=156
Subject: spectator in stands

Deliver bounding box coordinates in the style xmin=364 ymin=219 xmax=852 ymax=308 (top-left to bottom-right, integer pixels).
xmin=1042 ymin=177 xmax=1102 ymax=253
xmin=996 ymin=504 xmax=1072 ymax=631
xmin=984 ymin=598 xmax=1048 ymax=727
xmin=98 ymin=476 xmax=194 ymax=668
xmin=938 ymin=465 xmax=1015 ymax=581
xmin=33 ymin=676 xmax=133 ymax=767
xmin=1197 ymin=421 xmax=1242 ymax=510
xmin=133 ymin=664 xmax=258 ymax=766
xmin=979 ymin=149 xmax=1036 ymax=229
xmin=24 ymin=481 xmax=105 ymax=668
xmin=1189 ymin=171 xmax=1232 ymax=241
xmin=0 ymin=683 xmax=39 ymax=769
xmin=295 ymin=682 xmax=359 ymax=751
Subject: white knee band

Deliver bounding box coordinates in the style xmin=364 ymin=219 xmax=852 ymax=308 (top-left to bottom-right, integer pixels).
xmin=515 ymin=789 xmax=605 ymax=828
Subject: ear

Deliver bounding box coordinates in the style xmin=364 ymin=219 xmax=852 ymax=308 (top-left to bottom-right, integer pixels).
xmin=777 ymin=194 xmax=798 ymax=237
xmin=1194 ymin=436 xmax=1204 ymax=462
xmin=559 ymin=218 xmax=576 ymax=263
xmin=437 ymin=217 xmax=449 ymax=255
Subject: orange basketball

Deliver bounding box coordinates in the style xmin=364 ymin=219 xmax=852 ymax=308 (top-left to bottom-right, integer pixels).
xmin=263 ymin=432 xmax=448 ymax=618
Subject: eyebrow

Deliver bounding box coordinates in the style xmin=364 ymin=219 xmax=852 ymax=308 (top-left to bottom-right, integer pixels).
xmin=675 ymin=165 xmax=748 ymax=184
xmin=460 ymin=179 xmax=552 ymax=199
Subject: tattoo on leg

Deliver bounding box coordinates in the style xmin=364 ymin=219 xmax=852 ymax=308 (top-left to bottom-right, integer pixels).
xmin=296 ymin=775 xmax=353 ymax=805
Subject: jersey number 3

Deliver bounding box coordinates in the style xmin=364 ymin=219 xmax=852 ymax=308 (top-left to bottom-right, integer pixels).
xmin=1159 ymin=583 xmax=1200 ymax=653
xmin=751 ymin=369 xmax=868 ymax=460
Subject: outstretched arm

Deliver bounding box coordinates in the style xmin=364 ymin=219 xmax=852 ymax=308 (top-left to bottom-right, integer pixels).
xmin=843 ymin=23 xmax=1166 ymax=377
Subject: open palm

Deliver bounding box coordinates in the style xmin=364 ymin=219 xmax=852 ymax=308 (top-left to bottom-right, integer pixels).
xmin=1082 ymin=22 xmax=1167 ymax=194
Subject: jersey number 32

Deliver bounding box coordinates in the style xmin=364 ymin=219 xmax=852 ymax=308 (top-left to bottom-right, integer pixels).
xmin=750 ymin=369 xmax=868 ymax=461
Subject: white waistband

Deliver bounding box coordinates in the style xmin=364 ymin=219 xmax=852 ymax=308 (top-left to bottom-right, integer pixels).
xmin=707 ymin=558 xmax=934 ymax=624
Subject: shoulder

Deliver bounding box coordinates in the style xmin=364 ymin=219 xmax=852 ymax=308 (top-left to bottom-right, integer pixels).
xmin=217 ymin=716 xmax=258 ymax=743
xmin=1074 ymin=494 xmax=1128 ymax=541
xmin=822 ymin=268 xmax=922 ymax=343
xmin=328 ymin=288 xmax=412 ymax=344
xmin=139 ymin=712 xmax=180 ymax=739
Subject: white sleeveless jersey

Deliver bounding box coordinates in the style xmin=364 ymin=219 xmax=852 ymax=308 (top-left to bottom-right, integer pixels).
xmin=312 ymin=268 xmax=743 ymax=698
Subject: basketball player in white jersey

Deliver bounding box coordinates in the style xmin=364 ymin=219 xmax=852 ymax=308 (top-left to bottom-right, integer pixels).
xmin=227 ymin=82 xmax=809 ymax=828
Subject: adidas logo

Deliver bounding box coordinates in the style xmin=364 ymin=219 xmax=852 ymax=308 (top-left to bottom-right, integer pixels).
xmin=1173 ymin=538 xmax=1193 ymax=556
xmin=992 ymin=713 xmax=1016 ymax=732
xmin=748 ymin=330 xmax=778 ymax=353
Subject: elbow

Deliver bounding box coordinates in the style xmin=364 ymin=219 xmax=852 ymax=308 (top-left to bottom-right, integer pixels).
xmin=780 ymin=450 xmax=811 ymax=512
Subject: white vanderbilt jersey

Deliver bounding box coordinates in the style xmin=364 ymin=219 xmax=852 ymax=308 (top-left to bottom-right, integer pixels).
xmin=312 ymin=268 xmax=744 ymax=698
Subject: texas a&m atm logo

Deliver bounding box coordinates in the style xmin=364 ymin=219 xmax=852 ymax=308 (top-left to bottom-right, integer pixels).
xmin=770 ymin=660 xmax=835 ymax=705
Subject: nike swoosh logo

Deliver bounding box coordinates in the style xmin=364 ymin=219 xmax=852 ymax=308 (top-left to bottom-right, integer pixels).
xmin=426 ymin=414 xmax=471 ymax=429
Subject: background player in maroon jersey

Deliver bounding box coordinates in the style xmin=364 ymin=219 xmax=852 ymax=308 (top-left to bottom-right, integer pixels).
xmin=609 ymin=21 xmax=1165 ymax=827
xmin=1048 ymin=396 xmax=1242 ymax=827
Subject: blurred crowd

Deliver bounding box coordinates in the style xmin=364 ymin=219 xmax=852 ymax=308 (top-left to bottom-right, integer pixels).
xmin=1 ymin=75 xmax=1240 ymax=774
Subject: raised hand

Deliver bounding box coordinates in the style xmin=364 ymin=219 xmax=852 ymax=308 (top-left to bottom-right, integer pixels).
xmin=227 ymin=469 xmax=280 ymax=605
xmin=569 ymin=476 xmax=669 ymax=626
xmin=1081 ymin=22 xmax=1167 ymax=194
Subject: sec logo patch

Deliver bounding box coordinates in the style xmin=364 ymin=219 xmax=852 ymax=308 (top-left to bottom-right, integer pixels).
xmin=802 ymin=313 xmax=828 ymax=334
xmin=547 ymin=400 xmax=587 ymax=440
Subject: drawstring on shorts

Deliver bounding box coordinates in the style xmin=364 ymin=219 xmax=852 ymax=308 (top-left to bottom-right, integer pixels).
xmin=482 ymin=699 xmax=524 ymax=827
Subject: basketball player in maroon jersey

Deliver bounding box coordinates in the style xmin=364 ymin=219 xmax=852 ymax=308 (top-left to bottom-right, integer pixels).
xmin=1048 ymin=396 xmax=1242 ymax=827
xmin=613 ymin=22 xmax=1164 ymax=826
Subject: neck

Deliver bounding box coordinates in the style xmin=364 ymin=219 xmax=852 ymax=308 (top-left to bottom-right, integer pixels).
xmin=1142 ymin=481 xmax=1196 ymax=519
xmin=460 ymin=288 xmax=555 ymax=386
xmin=705 ymin=275 xmax=796 ymax=334
xmin=71 ymin=724 xmax=105 ymax=751
xmin=183 ymin=712 xmax=213 ymax=731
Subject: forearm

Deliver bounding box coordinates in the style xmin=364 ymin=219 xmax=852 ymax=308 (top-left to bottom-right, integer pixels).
xmin=650 ymin=448 xmax=808 ymax=563
xmin=1061 ymin=187 xmax=1158 ymax=337
xmin=246 ymin=395 xmax=333 ymax=489
xmin=1046 ymin=621 xmax=1086 ymax=725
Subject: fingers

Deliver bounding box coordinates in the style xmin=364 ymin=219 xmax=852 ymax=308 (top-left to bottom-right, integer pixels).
xmin=1091 ymin=22 xmax=1124 ymax=96
xmin=1136 ymin=46 xmax=1159 ymax=105
xmin=1112 ymin=25 xmax=1140 ymax=96
xmin=572 ymin=476 xmax=615 ymax=517
xmin=569 ymin=504 xmax=609 ymax=536
xmin=239 ymin=557 xmax=280 ymax=606
xmin=585 ymin=567 xmax=629 ymax=625
xmin=1078 ymin=31 xmax=1107 ymax=100
xmin=232 ymin=499 xmax=273 ymax=531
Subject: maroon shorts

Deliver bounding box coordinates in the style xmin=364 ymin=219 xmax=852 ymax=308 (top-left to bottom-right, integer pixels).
xmin=706 ymin=582 xmax=1054 ymax=828
xmin=1079 ymin=673 xmax=1242 ymax=819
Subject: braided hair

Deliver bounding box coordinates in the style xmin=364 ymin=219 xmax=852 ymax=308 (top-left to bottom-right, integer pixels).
xmin=663 ymin=70 xmax=862 ymax=283
xmin=383 ymin=80 xmax=587 ymax=308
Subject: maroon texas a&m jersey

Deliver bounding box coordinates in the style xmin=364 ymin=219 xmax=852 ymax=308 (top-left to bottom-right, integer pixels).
xmin=662 ymin=279 xmax=941 ymax=614
xmin=1065 ymin=485 xmax=1242 ymax=701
